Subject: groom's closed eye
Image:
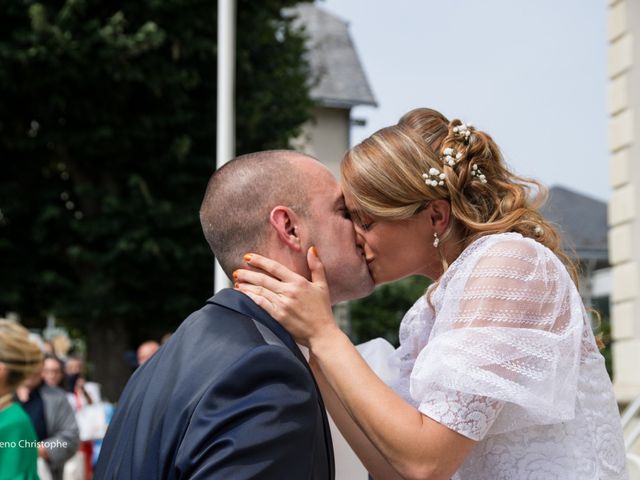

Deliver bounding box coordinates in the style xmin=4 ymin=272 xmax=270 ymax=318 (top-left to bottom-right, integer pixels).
xmin=339 ymin=208 xmax=352 ymax=220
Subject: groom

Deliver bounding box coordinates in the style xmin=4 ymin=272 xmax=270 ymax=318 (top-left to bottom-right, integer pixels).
xmin=94 ymin=150 xmax=374 ymax=479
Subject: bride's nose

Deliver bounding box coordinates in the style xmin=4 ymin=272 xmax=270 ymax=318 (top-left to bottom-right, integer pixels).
xmin=354 ymin=228 xmax=371 ymax=254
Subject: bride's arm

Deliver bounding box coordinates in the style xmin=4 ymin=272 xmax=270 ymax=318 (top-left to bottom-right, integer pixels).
xmin=310 ymin=358 xmax=404 ymax=480
xmin=236 ymin=251 xmax=475 ymax=480
xmin=309 ymin=326 xmax=474 ymax=480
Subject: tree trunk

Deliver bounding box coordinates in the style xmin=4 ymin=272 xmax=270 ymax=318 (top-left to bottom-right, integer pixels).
xmin=87 ymin=319 xmax=132 ymax=402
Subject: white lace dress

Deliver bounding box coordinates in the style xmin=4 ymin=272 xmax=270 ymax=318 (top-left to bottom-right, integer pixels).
xmin=379 ymin=232 xmax=627 ymax=479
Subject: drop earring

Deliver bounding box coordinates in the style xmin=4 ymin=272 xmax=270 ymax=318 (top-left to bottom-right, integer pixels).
xmin=433 ymin=232 xmax=440 ymax=248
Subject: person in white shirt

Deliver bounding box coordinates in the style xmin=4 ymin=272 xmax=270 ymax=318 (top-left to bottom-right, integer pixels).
xmin=235 ymin=108 xmax=628 ymax=480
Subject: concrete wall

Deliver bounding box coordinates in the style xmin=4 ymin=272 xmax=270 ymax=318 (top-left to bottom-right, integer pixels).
xmin=608 ymin=0 xmax=640 ymax=402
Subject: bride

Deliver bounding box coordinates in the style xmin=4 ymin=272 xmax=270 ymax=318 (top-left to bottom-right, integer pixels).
xmin=235 ymin=108 xmax=628 ymax=479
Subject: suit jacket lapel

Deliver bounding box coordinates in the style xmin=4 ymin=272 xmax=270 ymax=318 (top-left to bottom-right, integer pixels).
xmin=207 ymin=289 xmax=308 ymax=365
xmin=208 ymin=288 xmax=335 ymax=478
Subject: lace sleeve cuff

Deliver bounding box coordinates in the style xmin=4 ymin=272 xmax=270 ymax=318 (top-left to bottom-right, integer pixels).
xmin=418 ymin=387 xmax=504 ymax=441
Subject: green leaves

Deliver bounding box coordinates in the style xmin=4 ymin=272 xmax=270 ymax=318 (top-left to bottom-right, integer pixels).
xmin=29 ymin=4 xmax=49 ymax=33
xmin=0 ymin=0 xmax=313 ymax=337
xmin=349 ymin=276 xmax=432 ymax=346
xmin=100 ymin=13 xmax=166 ymax=58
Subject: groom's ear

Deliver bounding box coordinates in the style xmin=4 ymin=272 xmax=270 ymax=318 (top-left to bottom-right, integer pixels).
xmin=269 ymin=206 xmax=303 ymax=252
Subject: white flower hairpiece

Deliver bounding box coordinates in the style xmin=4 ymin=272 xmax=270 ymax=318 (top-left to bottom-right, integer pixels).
xmin=441 ymin=147 xmax=462 ymax=167
xmin=470 ymin=164 xmax=487 ymax=183
xmin=422 ymin=167 xmax=446 ymax=187
xmin=452 ymin=122 xmax=473 ymax=143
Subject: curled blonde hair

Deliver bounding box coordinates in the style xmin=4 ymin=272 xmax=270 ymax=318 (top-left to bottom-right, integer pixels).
xmin=0 ymin=319 xmax=44 ymax=390
xmin=342 ymin=107 xmax=578 ymax=284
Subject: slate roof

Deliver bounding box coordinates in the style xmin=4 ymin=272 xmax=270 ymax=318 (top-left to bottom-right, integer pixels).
xmin=288 ymin=3 xmax=377 ymax=109
xmin=541 ymin=186 xmax=608 ymax=265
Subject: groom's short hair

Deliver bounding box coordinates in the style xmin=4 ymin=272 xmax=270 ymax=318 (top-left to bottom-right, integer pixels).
xmin=200 ymin=150 xmax=310 ymax=279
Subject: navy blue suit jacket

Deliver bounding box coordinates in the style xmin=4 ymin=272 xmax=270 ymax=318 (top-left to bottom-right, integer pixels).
xmin=95 ymin=289 xmax=334 ymax=479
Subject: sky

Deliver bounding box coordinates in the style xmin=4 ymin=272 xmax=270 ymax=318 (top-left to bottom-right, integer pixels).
xmin=320 ymin=0 xmax=609 ymax=201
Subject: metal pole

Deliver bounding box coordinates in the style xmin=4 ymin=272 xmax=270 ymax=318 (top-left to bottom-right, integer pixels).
xmin=214 ymin=0 xmax=236 ymax=293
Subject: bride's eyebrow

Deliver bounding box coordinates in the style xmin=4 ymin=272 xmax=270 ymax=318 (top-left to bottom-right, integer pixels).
xmin=348 ymin=208 xmax=367 ymax=224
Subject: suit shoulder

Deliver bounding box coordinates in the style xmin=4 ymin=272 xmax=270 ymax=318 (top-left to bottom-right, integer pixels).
xmin=189 ymin=344 xmax=318 ymax=428
xmin=136 ymin=303 xmax=300 ymax=393
xmin=178 ymin=302 xmax=268 ymax=345
xmin=225 ymin=343 xmax=312 ymax=380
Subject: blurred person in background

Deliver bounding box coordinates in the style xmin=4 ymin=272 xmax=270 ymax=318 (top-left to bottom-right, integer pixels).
xmin=42 ymin=354 xmax=67 ymax=390
xmin=0 ymin=318 xmax=44 ymax=480
xmin=64 ymin=355 xmax=105 ymax=480
xmin=17 ymin=358 xmax=80 ymax=480
xmin=42 ymin=340 xmax=56 ymax=357
xmin=135 ymin=340 xmax=159 ymax=366
xmin=65 ymin=356 xmax=101 ymax=407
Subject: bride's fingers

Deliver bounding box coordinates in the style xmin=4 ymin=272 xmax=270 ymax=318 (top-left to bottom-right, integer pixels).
xmin=233 ymin=268 xmax=284 ymax=293
xmin=235 ymin=283 xmax=281 ymax=315
xmin=239 ymin=290 xmax=277 ymax=317
xmin=307 ymin=246 xmax=328 ymax=287
xmin=243 ymin=253 xmax=301 ymax=283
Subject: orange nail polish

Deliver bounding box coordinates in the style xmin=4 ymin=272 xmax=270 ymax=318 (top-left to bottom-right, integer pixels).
xmin=232 ymin=271 xmax=238 ymax=281
xmin=234 ymin=282 xmax=239 ymax=289
xmin=311 ymin=246 xmax=318 ymax=257
xmin=244 ymin=253 xmax=252 ymax=262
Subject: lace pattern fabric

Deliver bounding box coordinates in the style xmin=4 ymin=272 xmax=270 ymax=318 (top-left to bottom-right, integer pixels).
xmin=385 ymin=233 xmax=627 ymax=479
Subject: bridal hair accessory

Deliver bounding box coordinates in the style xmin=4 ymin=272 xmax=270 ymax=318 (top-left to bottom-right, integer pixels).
xmin=422 ymin=167 xmax=446 ymax=187
xmin=470 ymin=164 xmax=487 ymax=183
xmin=442 ymin=147 xmax=462 ymax=167
xmin=534 ymin=225 xmax=544 ymax=236
xmin=433 ymin=232 xmax=440 ymax=248
xmin=452 ymin=122 xmax=473 ymax=143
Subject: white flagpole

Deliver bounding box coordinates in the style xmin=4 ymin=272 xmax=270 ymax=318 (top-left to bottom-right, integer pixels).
xmin=214 ymin=0 xmax=236 ymax=293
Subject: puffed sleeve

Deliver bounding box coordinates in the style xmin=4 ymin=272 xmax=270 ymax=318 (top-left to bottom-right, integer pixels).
xmin=174 ymin=345 xmax=324 ymax=480
xmin=410 ymin=237 xmax=584 ymax=440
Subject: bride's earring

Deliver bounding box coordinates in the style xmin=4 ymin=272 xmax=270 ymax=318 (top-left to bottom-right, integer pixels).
xmin=433 ymin=232 xmax=440 ymax=248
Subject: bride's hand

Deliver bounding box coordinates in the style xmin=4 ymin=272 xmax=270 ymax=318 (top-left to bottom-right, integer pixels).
xmin=234 ymin=247 xmax=339 ymax=347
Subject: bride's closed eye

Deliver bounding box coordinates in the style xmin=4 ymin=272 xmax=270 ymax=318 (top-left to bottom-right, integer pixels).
xmin=359 ymin=221 xmax=374 ymax=231
xmin=348 ymin=209 xmax=374 ymax=231
xmin=356 ymin=220 xmax=375 ymax=232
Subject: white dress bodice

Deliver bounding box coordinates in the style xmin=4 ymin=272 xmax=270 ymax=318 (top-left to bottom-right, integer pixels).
xmin=384 ymin=232 xmax=627 ymax=479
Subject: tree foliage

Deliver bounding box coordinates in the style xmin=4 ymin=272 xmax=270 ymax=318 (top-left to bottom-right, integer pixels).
xmin=349 ymin=276 xmax=431 ymax=346
xmin=0 ymin=0 xmax=313 ymax=397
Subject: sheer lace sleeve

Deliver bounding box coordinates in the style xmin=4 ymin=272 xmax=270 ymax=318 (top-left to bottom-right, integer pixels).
xmin=389 ymin=295 xmax=433 ymax=406
xmin=411 ymin=235 xmax=584 ymax=441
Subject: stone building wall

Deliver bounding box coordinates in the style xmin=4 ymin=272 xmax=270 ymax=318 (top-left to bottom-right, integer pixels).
xmin=608 ymin=0 xmax=640 ymax=401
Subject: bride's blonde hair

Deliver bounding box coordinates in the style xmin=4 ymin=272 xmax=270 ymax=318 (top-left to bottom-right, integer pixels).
xmin=341 ymin=107 xmax=578 ymax=285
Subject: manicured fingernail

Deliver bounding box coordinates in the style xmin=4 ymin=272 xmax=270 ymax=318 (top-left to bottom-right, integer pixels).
xmin=234 ymin=282 xmax=239 ymax=289
xmin=232 ymin=271 xmax=238 ymax=281
xmin=244 ymin=253 xmax=252 ymax=262
xmin=311 ymin=246 xmax=318 ymax=257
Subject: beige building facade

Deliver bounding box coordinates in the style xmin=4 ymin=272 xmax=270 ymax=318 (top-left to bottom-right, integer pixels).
xmin=290 ymin=3 xmax=377 ymax=175
xmin=608 ymin=0 xmax=640 ymax=402
xmin=294 ymin=106 xmax=352 ymax=178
